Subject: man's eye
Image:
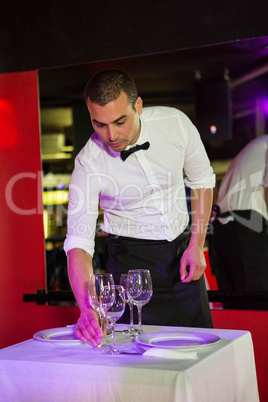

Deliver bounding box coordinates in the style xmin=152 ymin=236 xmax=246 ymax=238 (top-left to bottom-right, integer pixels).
xmin=95 ymin=123 xmax=105 ymax=128
xmin=117 ymin=121 xmax=125 ymax=126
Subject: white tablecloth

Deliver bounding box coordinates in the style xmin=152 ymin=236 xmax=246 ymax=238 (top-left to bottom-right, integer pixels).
xmin=0 ymin=325 xmax=259 ymax=402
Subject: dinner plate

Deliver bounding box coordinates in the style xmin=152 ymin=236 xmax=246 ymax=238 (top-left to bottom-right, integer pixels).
xmin=136 ymin=331 xmax=221 ymax=349
xmin=33 ymin=326 xmax=83 ymax=344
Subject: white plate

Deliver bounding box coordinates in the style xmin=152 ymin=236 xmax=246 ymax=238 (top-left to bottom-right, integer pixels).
xmin=33 ymin=326 xmax=83 ymax=344
xmin=136 ymin=331 xmax=220 ymax=349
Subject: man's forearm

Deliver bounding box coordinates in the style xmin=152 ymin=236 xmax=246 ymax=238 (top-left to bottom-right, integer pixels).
xmin=189 ymin=188 xmax=213 ymax=248
xmin=67 ymin=248 xmax=94 ymax=311
xmin=265 ymin=187 xmax=268 ymax=210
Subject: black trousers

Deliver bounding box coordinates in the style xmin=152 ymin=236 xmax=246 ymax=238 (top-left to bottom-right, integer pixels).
xmin=105 ymin=230 xmax=213 ymax=328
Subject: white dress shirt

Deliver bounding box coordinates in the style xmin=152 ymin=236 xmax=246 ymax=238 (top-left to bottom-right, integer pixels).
xmin=64 ymin=106 xmax=215 ymax=256
xmin=217 ymin=134 xmax=268 ymax=224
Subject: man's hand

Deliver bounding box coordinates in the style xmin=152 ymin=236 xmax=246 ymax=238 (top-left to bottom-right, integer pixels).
xmin=67 ymin=249 xmax=107 ymax=346
xmin=179 ymin=187 xmax=212 ymax=283
xmin=179 ymin=244 xmax=206 ymax=283
xmin=74 ymin=308 xmax=104 ymax=346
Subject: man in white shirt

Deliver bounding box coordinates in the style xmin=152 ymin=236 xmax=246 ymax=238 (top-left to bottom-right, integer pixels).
xmin=64 ymin=69 xmax=215 ymax=346
xmin=210 ymin=135 xmax=268 ymax=300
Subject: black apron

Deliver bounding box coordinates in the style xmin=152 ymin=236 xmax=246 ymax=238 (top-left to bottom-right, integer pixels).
xmin=105 ymin=229 xmax=213 ymax=328
xmin=210 ymin=210 xmax=268 ymax=299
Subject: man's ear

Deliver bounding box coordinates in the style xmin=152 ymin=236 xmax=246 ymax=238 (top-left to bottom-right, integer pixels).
xmin=135 ymin=96 xmax=143 ymax=115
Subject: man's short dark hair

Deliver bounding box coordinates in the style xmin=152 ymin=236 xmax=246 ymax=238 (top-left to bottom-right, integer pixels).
xmin=84 ymin=69 xmax=138 ymax=109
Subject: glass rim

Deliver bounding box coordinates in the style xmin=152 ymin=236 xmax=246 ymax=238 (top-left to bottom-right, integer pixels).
xmin=127 ymin=269 xmax=150 ymax=273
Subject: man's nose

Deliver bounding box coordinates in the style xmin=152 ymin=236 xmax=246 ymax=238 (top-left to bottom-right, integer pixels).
xmin=107 ymin=126 xmax=117 ymax=141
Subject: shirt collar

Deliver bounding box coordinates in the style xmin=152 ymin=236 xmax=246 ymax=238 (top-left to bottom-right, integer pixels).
xmin=125 ymin=117 xmax=149 ymax=150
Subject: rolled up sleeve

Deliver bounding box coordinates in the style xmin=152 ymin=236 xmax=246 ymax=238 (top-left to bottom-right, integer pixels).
xmin=183 ymin=119 xmax=215 ymax=189
xmin=63 ymin=155 xmax=101 ymax=257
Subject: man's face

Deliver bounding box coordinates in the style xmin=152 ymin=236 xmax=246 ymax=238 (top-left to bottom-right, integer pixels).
xmin=86 ymin=91 xmax=143 ymax=152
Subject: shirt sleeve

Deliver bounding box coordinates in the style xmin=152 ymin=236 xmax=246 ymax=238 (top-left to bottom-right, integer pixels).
xmin=63 ymin=149 xmax=101 ymax=256
xmin=179 ymin=113 xmax=215 ymax=189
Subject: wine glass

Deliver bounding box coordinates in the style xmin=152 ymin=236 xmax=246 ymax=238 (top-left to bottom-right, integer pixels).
xmin=88 ymin=273 xmax=114 ymax=347
xmin=119 ymin=274 xmax=137 ymax=336
xmin=100 ymin=285 xmax=126 ymax=354
xmin=126 ymin=269 xmax=153 ymax=335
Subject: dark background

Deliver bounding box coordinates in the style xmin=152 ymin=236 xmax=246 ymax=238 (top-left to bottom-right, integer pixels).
xmin=2 ymin=0 xmax=268 ymax=301
xmin=1 ymin=1 xmax=268 ymax=74
xmin=2 ymin=1 xmax=268 ymax=159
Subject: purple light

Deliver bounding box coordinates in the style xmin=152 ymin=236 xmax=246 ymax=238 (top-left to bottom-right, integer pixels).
xmin=57 ymin=182 xmax=64 ymax=189
xmin=260 ymin=98 xmax=268 ymax=115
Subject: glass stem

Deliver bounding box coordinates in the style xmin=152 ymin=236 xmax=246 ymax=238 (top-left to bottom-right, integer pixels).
xmin=100 ymin=314 xmax=105 ymax=346
xmin=129 ymin=303 xmax=134 ymax=331
xmin=111 ymin=321 xmax=116 ymax=351
xmin=137 ymin=306 xmax=143 ymax=334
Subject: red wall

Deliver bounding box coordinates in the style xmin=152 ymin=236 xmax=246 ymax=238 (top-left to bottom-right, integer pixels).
xmin=0 ymin=71 xmax=267 ymax=401
xmin=0 ymin=71 xmax=79 ymax=347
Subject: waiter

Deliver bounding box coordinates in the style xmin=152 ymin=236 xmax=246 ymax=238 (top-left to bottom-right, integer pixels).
xmin=210 ymin=135 xmax=268 ymax=299
xmin=64 ymin=69 xmax=215 ymax=346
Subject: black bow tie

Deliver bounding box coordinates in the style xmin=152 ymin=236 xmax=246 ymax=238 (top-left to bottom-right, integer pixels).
xmin=121 ymin=141 xmax=150 ymax=161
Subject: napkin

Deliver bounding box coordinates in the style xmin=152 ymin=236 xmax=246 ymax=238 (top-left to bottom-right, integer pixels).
xmin=143 ymin=348 xmax=198 ymax=359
